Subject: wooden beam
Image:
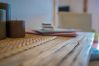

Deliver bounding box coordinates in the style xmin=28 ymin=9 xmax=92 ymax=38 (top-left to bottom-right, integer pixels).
xmin=83 ymin=0 xmax=88 ymax=13
xmin=52 ymin=0 xmax=59 ymax=28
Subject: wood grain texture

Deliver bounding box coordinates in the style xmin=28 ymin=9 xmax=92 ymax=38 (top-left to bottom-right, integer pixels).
xmin=0 ymin=32 xmax=94 ymax=66
xmin=0 ymin=34 xmax=56 ymax=60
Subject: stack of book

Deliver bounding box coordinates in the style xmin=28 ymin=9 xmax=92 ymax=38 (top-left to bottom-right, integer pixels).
xmin=42 ymin=23 xmax=54 ymax=31
xmin=26 ymin=29 xmax=78 ymax=37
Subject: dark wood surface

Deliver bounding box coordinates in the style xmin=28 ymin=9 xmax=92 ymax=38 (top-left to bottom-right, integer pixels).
xmin=6 ymin=20 xmax=25 ymax=38
xmin=0 ymin=22 xmax=6 ymax=40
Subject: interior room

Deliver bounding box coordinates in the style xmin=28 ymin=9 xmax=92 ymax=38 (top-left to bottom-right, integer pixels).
xmin=0 ymin=0 xmax=99 ymax=66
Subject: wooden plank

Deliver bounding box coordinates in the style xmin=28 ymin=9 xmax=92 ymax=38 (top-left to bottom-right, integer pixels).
xmin=0 ymin=32 xmax=94 ymax=66
xmin=0 ymin=34 xmax=56 ymax=60
xmin=0 ymin=36 xmax=71 ymax=66
xmin=38 ymin=37 xmax=84 ymax=66
xmin=83 ymin=0 xmax=88 ymax=13
xmin=22 ymin=35 xmax=84 ymax=66
xmin=72 ymin=33 xmax=94 ymax=66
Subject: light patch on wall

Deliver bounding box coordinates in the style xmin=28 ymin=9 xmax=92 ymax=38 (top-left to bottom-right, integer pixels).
xmin=0 ymin=0 xmax=53 ymax=29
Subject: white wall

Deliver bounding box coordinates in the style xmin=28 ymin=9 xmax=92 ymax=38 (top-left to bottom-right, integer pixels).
xmin=88 ymin=0 xmax=99 ymax=33
xmin=59 ymin=0 xmax=70 ymax=6
xmin=0 ymin=0 xmax=7 ymax=3
xmin=69 ymin=0 xmax=84 ymax=13
xmin=0 ymin=0 xmax=53 ymax=30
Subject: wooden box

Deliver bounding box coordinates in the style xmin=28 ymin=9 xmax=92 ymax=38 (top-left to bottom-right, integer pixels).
xmin=0 ymin=21 xmax=6 ymax=40
xmin=6 ymin=20 xmax=25 ymax=38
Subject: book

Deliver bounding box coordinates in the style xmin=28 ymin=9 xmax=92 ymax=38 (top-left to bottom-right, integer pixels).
xmin=32 ymin=29 xmax=77 ymax=34
xmin=26 ymin=29 xmax=78 ymax=37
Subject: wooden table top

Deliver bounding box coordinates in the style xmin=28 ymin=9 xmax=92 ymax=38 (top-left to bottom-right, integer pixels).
xmin=0 ymin=32 xmax=94 ymax=66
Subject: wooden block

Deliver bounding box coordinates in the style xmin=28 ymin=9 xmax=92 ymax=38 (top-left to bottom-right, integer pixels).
xmin=6 ymin=20 xmax=25 ymax=38
xmin=0 ymin=21 xmax=6 ymax=40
